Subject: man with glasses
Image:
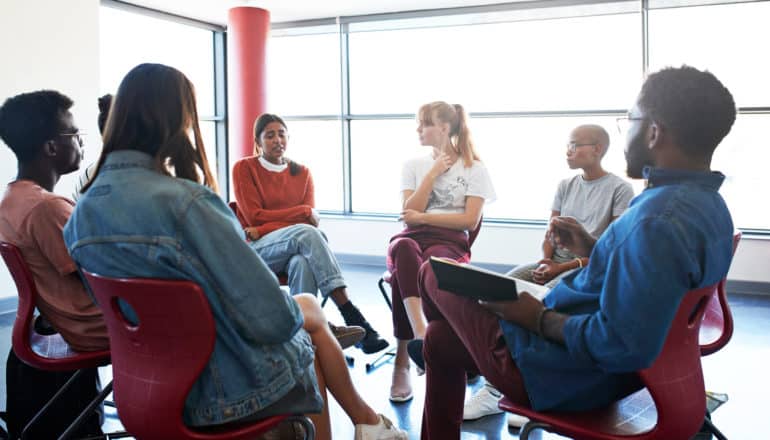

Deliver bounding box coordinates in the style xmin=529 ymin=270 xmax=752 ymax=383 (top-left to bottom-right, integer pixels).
xmin=461 ymin=124 xmax=634 ymax=424
xmin=0 ymin=90 xmax=106 ymax=438
xmin=418 ymin=66 xmax=736 ymax=440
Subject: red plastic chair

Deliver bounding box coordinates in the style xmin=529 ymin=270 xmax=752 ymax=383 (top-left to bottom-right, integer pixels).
xmin=370 ymin=217 xmax=483 ymax=371
xmin=498 ymin=282 xmax=722 ymax=440
xmin=0 ymin=241 xmax=114 ymax=440
xmin=81 ymin=270 xmax=315 ymax=440
xmin=699 ymin=231 xmax=741 ymax=355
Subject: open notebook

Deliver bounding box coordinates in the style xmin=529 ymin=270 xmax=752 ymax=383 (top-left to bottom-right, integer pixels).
xmin=429 ymin=256 xmax=549 ymax=302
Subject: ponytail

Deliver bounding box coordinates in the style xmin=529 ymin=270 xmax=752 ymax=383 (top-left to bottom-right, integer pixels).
xmin=451 ymin=103 xmax=480 ymax=167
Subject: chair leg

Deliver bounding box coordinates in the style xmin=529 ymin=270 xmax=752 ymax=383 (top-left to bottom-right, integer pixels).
xmin=57 ymin=380 xmax=113 ymax=440
xmin=378 ymin=278 xmax=393 ymax=310
xmin=702 ymin=414 xmax=728 ymax=440
xmin=365 ymin=348 xmax=395 ymax=372
xmin=518 ymin=421 xmax=552 ymax=440
xmin=21 ymin=369 xmax=87 ymax=440
xmin=287 ymin=415 xmax=316 ymax=440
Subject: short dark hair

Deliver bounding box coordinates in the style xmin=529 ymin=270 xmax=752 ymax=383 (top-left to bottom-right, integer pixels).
xmin=0 ymin=90 xmax=73 ymax=162
xmin=97 ymin=94 xmax=113 ymax=135
xmin=638 ymin=66 xmax=736 ymax=158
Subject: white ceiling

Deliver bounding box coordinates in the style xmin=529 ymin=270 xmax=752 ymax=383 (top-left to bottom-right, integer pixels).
xmin=122 ymin=0 xmax=519 ymax=25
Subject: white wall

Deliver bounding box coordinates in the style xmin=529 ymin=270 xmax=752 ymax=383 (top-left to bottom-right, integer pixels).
xmin=319 ymin=217 xmax=770 ymax=286
xmin=0 ymin=0 xmax=101 ymax=298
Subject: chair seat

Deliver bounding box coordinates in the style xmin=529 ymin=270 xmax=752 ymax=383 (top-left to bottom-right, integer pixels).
xmin=499 ymin=389 xmax=658 ymax=439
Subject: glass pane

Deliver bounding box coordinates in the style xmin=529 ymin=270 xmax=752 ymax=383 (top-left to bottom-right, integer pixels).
xmin=281 ymin=120 xmax=344 ymax=212
xmin=99 ymin=6 xmax=216 ymax=116
xmin=712 ymin=114 xmax=770 ymax=230
xmin=267 ymin=33 xmax=341 ymax=116
xmin=648 ymin=2 xmax=770 ymax=107
xmin=351 ymin=119 xmax=423 ymax=214
xmin=351 ymin=117 xmax=643 ymax=219
xmin=473 ymin=116 xmax=641 ymax=220
xmin=349 ymin=13 xmax=641 ymax=114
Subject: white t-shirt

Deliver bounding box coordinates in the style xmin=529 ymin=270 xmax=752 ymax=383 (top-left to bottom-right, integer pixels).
xmin=400 ymin=154 xmax=496 ymax=214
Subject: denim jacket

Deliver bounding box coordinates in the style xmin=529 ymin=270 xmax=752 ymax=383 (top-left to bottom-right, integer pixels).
xmin=501 ymin=167 xmax=734 ymax=412
xmin=63 ymin=150 xmax=321 ymax=426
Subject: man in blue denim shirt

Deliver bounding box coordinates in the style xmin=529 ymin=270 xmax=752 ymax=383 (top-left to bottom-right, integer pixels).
xmin=418 ymin=65 xmax=737 ymax=440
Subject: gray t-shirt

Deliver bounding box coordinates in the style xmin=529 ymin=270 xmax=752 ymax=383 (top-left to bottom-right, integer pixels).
xmin=551 ymin=173 xmax=634 ymax=260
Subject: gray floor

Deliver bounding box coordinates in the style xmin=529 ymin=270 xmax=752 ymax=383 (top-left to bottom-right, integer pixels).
xmin=1 ymin=263 xmax=768 ymax=439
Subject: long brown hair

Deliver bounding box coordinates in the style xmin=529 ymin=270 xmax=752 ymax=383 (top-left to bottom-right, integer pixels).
xmin=253 ymin=113 xmax=300 ymax=176
xmin=82 ymin=63 xmax=218 ymax=193
xmin=418 ymin=101 xmax=480 ymax=167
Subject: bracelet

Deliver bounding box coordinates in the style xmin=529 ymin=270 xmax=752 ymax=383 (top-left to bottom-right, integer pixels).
xmin=535 ymin=307 xmax=554 ymax=338
xmin=574 ymin=257 xmax=583 ymax=269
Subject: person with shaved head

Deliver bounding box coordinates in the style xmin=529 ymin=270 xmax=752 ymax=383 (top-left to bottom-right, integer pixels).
xmin=460 ymin=123 xmax=634 ymax=424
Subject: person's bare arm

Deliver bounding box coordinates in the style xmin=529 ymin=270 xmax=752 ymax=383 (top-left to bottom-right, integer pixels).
xmin=403 ymin=153 xmax=454 ymax=211
xmin=400 ymin=196 xmax=483 ymax=231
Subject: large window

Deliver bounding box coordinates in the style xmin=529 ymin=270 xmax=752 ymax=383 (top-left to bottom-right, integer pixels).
xmin=266 ymin=28 xmax=344 ymax=211
xmin=648 ymin=1 xmax=770 ymax=231
xmin=269 ymin=0 xmax=770 ymax=230
xmin=99 ymin=4 xmax=226 ymax=191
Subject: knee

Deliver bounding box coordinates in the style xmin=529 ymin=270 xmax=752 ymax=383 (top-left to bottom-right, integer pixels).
xmin=294 ymin=294 xmax=325 ymax=329
xmin=292 ymin=224 xmax=325 ymax=244
xmin=388 ymin=238 xmax=419 ymax=261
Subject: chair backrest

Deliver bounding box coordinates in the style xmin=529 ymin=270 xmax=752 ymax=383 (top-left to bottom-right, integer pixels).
xmin=639 ymin=283 xmax=716 ymax=439
xmin=82 ymin=271 xmax=217 ymax=439
xmin=468 ymin=216 xmax=483 ymax=248
xmin=0 ymin=242 xmax=108 ymax=370
xmin=699 ymin=230 xmax=741 ymax=355
xmin=228 ymin=200 xmax=246 ymax=228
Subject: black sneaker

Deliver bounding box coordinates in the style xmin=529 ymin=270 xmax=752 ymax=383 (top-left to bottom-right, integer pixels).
xmin=356 ymin=330 xmax=390 ymax=354
xmin=339 ymin=302 xmax=390 ymax=354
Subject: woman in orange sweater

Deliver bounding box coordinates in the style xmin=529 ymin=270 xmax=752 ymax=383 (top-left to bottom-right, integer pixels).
xmin=232 ymin=113 xmax=388 ymax=354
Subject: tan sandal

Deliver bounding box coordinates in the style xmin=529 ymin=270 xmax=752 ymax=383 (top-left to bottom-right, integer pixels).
xmin=389 ymin=365 xmax=413 ymax=402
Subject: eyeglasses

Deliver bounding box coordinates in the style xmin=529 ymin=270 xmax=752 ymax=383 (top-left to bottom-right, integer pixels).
xmin=58 ymin=132 xmax=85 ymax=146
xmin=615 ymin=115 xmax=646 ymax=133
xmin=566 ymin=141 xmax=597 ymax=154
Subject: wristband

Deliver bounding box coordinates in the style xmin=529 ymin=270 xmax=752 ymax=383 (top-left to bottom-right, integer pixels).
xmin=536 ymin=307 xmax=554 ymax=338
xmin=574 ymin=257 xmax=583 ymax=269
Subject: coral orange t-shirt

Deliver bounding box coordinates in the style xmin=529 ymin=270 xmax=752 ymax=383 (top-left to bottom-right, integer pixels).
xmin=0 ymin=180 xmax=108 ymax=351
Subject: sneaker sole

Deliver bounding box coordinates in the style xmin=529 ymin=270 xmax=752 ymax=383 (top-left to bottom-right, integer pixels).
xmin=335 ymin=330 xmax=366 ymax=350
xmin=388 ymin=392 xmax=414 ymax=403
xmin=462 ymin=410 xmax=504 ymax=421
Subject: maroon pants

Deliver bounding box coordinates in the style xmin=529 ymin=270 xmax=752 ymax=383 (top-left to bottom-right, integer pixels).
xmin=417 ymin=261 xmax=530 ymax=440
xmin=386 ymin=225 xmax=469 ymax=340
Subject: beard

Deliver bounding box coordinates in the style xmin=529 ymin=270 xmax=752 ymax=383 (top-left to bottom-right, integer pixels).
xmin=625 ymin=129 xmax=654 ymax=179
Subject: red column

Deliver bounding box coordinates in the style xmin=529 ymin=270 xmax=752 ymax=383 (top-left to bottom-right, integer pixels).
xmin=227 ymin=7 xmax=270 ymax=161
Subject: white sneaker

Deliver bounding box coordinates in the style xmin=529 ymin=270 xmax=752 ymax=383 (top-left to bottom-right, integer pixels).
xmin=355 ymin=414 xmax=408 ymax=440
xmin=507 ymin=412 xmax=530 ymax=428
xmin=463 ymin=385 xmax=503 ymax=420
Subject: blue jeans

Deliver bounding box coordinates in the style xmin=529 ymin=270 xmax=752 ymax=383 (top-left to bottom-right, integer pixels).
xmin=250 ymin=224 xmax=346 ymax=297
